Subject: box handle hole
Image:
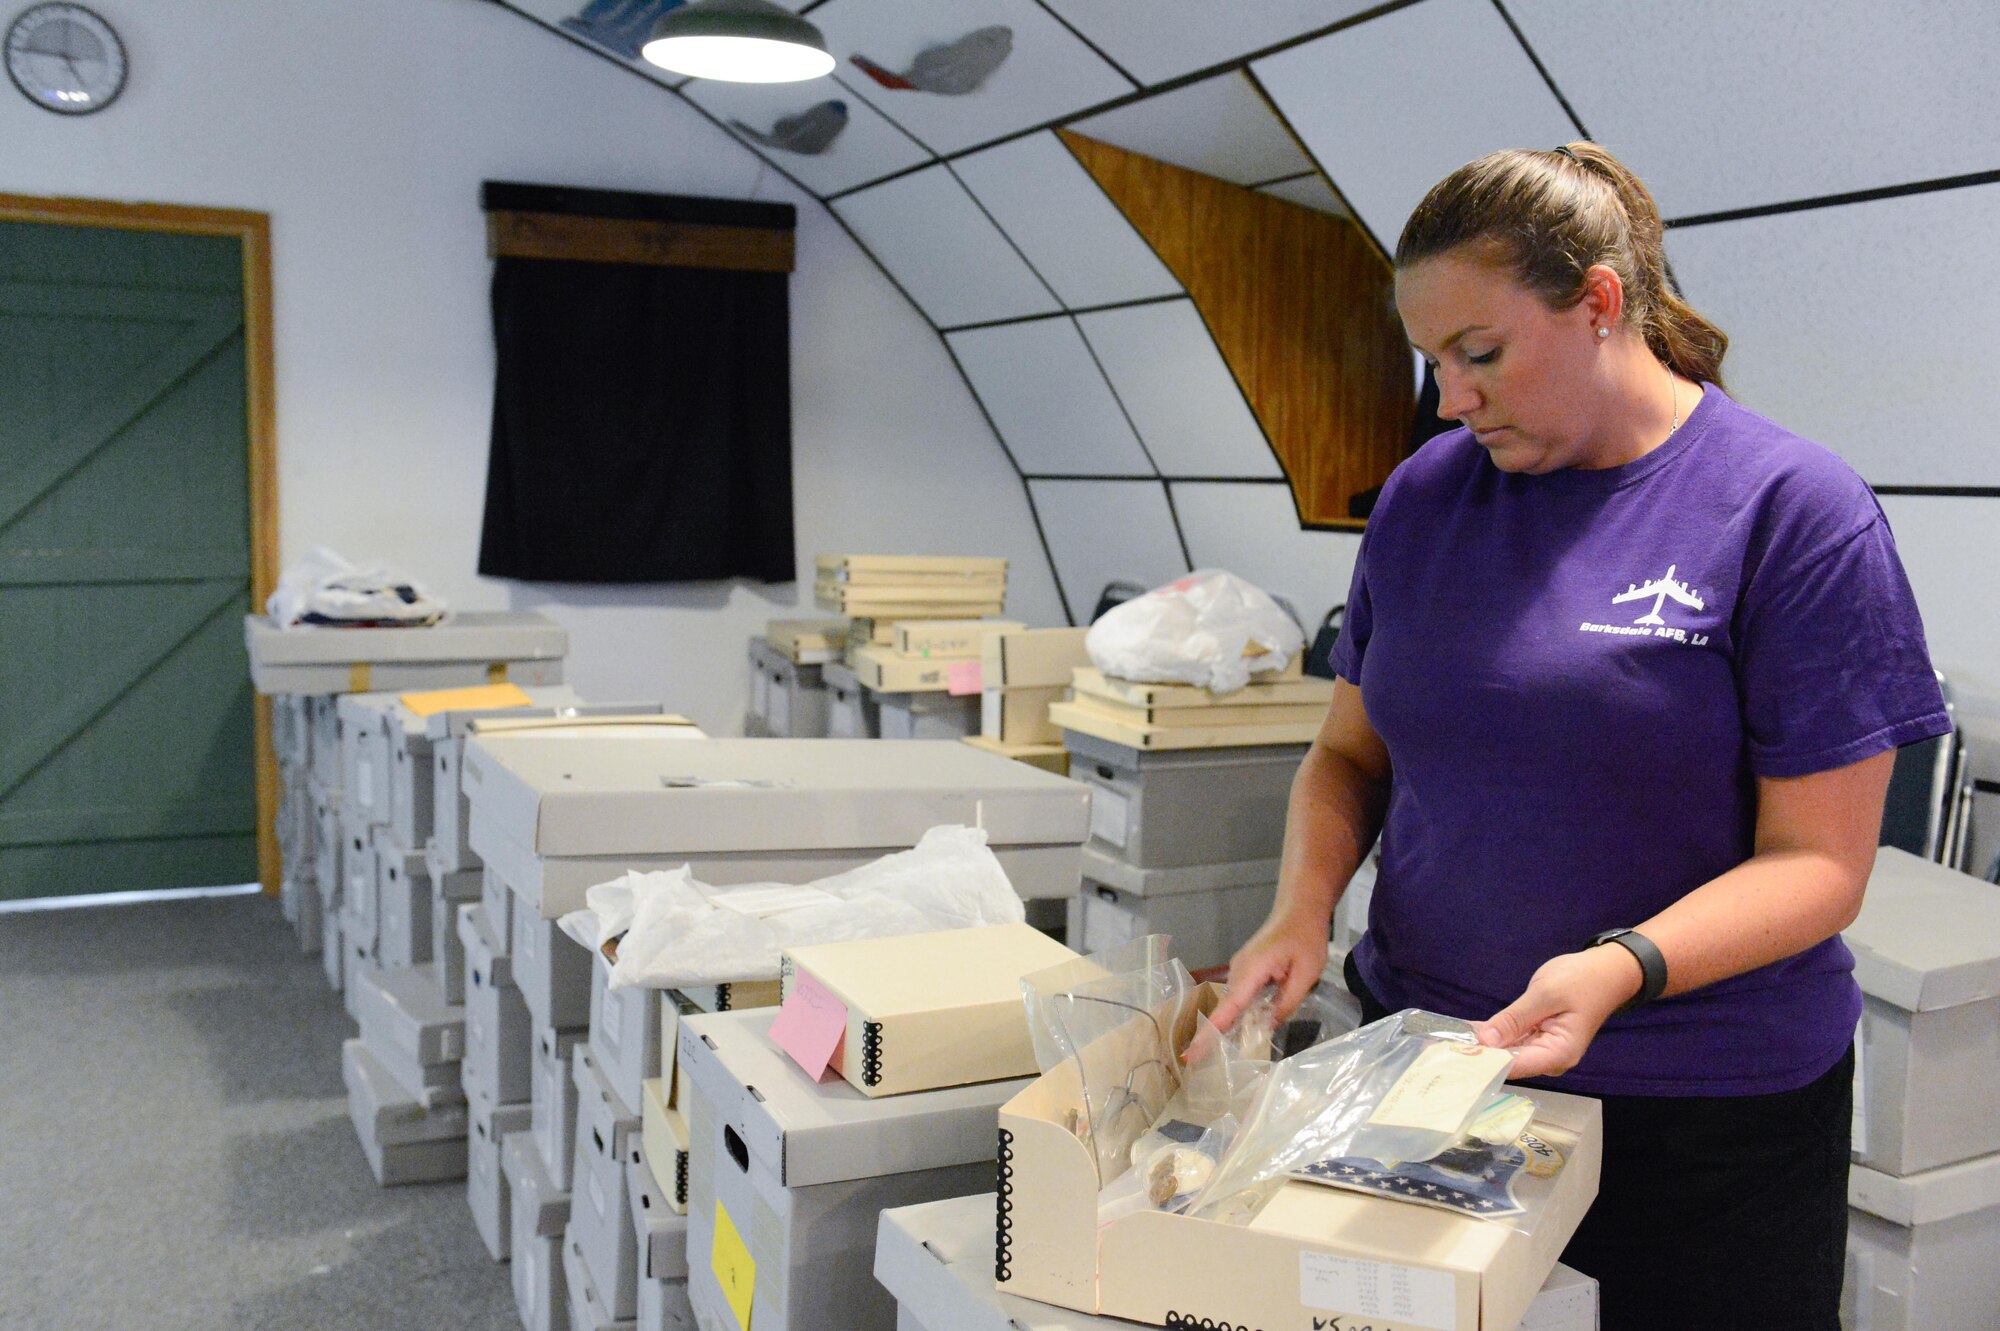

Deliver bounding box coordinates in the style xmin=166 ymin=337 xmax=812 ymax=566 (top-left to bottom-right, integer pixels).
xmin=724 ymin=1124 xmax=750 ymax=1174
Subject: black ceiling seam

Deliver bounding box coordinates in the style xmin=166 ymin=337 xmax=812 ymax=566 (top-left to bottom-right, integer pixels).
xmin=1488 ymin=0 xmax=1590 ymax=142
xmin=1973 ymin=778 xmax=2000 ymax=797
xmin=1668 ymin=168 xmax=2000 ymax=229
xmin=1025 ymin=474 xmax=1291 ymax=485
xmin=1158 ymin=477 xmax=1197 ymax=574
xmin=1064 ymin=313 xmax=1169 ymax=480
xmin=1238 ymin=63 xmax=1386 ymax=263
xmin=1872 ymin=485 xmax=2000 ymax=498
xmin=939 ymin=292 xmax=1185 ymax=336
xmin=1026 ymin=0 xmax=1144 ymax=91
xmin=1244 ymin=169 xmax=1321 ymax=191
xmin=938 ymin=158 xmax=1068 ymax=311
xmin=823 ymin=67 xmax=939 ymax=163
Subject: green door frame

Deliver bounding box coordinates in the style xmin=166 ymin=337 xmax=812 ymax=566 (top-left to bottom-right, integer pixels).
xmin=0 ymin=192 xmax=281 ymax=895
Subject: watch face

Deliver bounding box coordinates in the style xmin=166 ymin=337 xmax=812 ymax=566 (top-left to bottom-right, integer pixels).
xmin=6 ymin=3 xmax=127 ymax=115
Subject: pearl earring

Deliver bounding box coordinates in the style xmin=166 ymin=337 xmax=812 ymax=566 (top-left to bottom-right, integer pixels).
xmin=1596 ymin=326 xmax=1610 ymax=339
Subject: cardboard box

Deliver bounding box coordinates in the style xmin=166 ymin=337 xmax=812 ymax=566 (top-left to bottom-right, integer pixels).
xmin=533 ymin=1027 xmax=588 ymax=1191
xmin=850 ymin=643 xmax=953 ymax=693
xmin=505 ymin=1128 xmax=572 ymax=1331
xmin=1071 ymin=876 xmax=1275 ymax=974
xmin=780 ymin=923 xmax=1077 ymax=1097
xmin=468 ymin=1100 xmax=535 ymax=1262
xmin=562 ymin=1222 xmax=629 ymax=1331
xmin=876 ymin=1193 xmax=1601 ymax=1331
xmin=659 ymin=991 xmax=704 ymax=1111
xmin=337 ymin=691 xmax=402 ymax=826
xmin=589 ymin=949 xmax=661 ymax=1116
xmin=816 ymin=582 xmax=1008 ymax=617
xmin=342 ymin=917 xmax=378 ymax=1021
xmin=1067 ymin=729 xmax=1306 ymax=869
xmin=962 ymin=733 xmax=1069 ymax=776
xmin=1051 ymin=697 xmax=1322 ymax=751
xmin=823 ymin=660 xmax=882 ymax=739
xmin=376 ymin=836 xmax=433 ymax=970
xmin=480 ymin=868 xmax=515 ymax=955
xmin=681 ymin=980 xmax=782 ymax=1015
xmin=981 ymin=628 xmax=1091 ymax=690
xmin=431 ymin=880 xmax=468 ymax=1005
xmin=679 ymin=1008 xmax=1025 ymax=1331
xmin=243 ymin=610 xmax=568 ymax=695
xmin=309 ymin=695 xmax=343 ymax=790
xmin=894 ymin=619 xmax=1027 ymax=659
xmin=461 ymin=904 xmax=533 ymax=1112
xmin=353 ymin=962 xmax=466 ymax=1104
xmin=1846 ymin=847 xmax=2000 ymax=1175
xmin=1070 ymin=664 xmax=1322 ymax=710
xmin=636 ymin=1270 xmax=694 ymax=1331
xmin=765 ymin=618 xmax=848 ymax=664
xmin=877 ymin=689 xmax=982 ymax=741
xmin=384 ymin=684 xmax=591 ymax=850
xmin=815 ymin=554 xmax=1009 ymax=584
xmin=342 ymin=1037 xmax=468 ymax=1187
xmin=310 ymin=776 xmax=344 ymax=900
xmin=982 ymin=684 xmax=1065 ymax=746
xmin=627 ymin=1129 xmax=692 ymax=1274
xmin=514 ymin=897 xmax=594 ymax=1033
xmin=572 ymin=1044 xmax=643 ymax=1320
xmin=748 ymin=637 xmax=831 ymax=738
xmin=995 ymin=996 xmax=1601 ymax=1330
xmin=1846 ymin=1151 xmax=2000 ymax=1330
xmin=342 ymin=813 xmax=379 ymax=935
xmin=460 ymin=737 xmax=1090 ymax=917
xmin=641 ymin=1077 xmax=692 ymax=1216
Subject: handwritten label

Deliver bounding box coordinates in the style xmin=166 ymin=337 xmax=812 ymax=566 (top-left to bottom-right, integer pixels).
xmin=712 ymin=1200 xmax=757 ymax=1331
xmin=1368 ymin=1041 xmax=1513 ymax=1134
xmin=947 ymin=660 xmax=984 ymax=695
xmin=769 ymin=971 xmax=848 ymax=1082
xmin=1300 ymin=1252 xmax=1457 ymax=1331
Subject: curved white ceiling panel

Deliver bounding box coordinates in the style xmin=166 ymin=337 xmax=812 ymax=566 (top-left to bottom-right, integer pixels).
xmin=1667 ymin=182 xmax=2000 ymax=487
xmin=1076 ymin=300 xmax=1282 ymax=479
xmin=1040 ymin=0 xmax=1384 ymax=87
xmin=679 ymin=76 xmax=932 ymax=196
xmin=831 ymin=164 xmax=1060 ymax=327
xmin=1507 ymin=0 xmax=2000 ymax=219
xmin=1252 ymin=0 xmax=1578 ymax=249
xmin=808 ymin=0 xmax=1134 ymax=156
xmin=1257 ymin=174 xmax=1350 ymax=218
xmin=1170 ymin=482 xmax=1361 ymax=632
xmin=953 ymin=133 xmax=1181 ymax=309
xmin=1028 ymin=478 xmax=1189 ymax=618
xmin=946 ymin=318 xmax=1155 ymax=477
xmin=513 ymin=0 xmax=692 ymax=86
xmin=1065 ymin=72 xmax=1315 ymax=187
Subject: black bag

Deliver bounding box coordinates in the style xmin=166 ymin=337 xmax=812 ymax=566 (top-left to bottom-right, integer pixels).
xmin=1303 ymin=605 xmax=1344 ymax=680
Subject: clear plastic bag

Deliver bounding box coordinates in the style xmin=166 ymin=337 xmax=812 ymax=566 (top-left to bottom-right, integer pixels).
xmin=1186 ymin=1009 xmax=1514 ymax=1225
xmin=1084 ymin=570 xmax=1306 ymax=694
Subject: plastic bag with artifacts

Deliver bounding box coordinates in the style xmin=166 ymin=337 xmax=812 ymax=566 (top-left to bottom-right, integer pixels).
xmin=1084 ymin=569 xmax=1305 ymax=694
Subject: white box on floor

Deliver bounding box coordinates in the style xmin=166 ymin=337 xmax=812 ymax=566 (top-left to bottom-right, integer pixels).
xmin=515 ymin=897 xmax=594 ymax=1033
xmin=535 ymin=1026 xmax=589 ymax=1191
xmin=469 ymin=1099 xmax=535 ymax=1262
xmin=461 ymin=903 xmax=533 ymax=1112
xmin=1065 ymin=730 xmax=1306 ymax=868
xmin=573 ymin=1044 xmax=643 ymax=1320
xmin=506 ymin=1129 xmax=571 ymax=1331
xmin=1845 ymin=847 xmax=2000 ymax=1176
xmin=375 ymin=832 xmax=431 ymax=969
xmin=679 ymin=1009 xmax=1020 ymax=1331
xmin=343 ymin=1037 xmax=468 ymax=1187
xmin=353 ymin=962 xmax=466 ymax=1105
xmin=564 ymin=1223 xmax=637 ymax=1331
xmin=590 ymin=950 xmax=661 ymax=1116
xmin=1845 ymin=1151 xmax=2000 ymax=1331
xmin=877 ymin=1194 xmax=1601 ymax=1331
xmin=463 ymin=737 xmax=1090 ymax=918
xmin=244 ymin=610 xmax=568 ymax=695
xmin=876 ymin=688 xmax=982 ymax=741
xmin=626 ymin=1135 xmax=690 ymax=1280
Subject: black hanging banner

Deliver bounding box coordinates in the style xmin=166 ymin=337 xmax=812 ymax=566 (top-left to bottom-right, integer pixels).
xmin=477 ymin=181 xmax=798 ymax=584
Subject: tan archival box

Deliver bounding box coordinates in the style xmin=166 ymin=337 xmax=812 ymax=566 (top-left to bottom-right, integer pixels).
xmin=782 ymin=924 xmax=1078 ymax=1098
xmin=996 ymin=993 xmax=1602 ymax=1330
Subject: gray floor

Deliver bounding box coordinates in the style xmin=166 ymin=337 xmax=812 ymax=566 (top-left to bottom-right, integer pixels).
xmin=0 ymin=894 xmax=517 ymax=1330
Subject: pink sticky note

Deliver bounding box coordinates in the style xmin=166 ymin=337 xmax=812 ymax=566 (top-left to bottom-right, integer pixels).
xmin=946 ymin=660 xmax=983 ymax=696
xmin=769 ymin=972 xmax=849 ymax=1082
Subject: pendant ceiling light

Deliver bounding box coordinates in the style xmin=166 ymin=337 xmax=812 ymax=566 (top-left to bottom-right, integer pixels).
xmin=641 ymin=0 xmax=835 ymax=84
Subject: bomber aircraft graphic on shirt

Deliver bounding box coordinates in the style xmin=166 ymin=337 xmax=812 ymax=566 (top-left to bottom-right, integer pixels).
xmin=1612 ymin=565 xmax=1705 ymax=625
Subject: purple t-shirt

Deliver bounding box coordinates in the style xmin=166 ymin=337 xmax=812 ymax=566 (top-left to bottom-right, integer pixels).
xmin=1334 ymin=384 xmax=1950 ymax=1096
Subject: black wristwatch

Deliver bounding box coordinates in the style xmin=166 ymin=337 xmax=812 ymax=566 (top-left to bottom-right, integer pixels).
xmin=1590 ymin=928 xmax=1668 ymax=1012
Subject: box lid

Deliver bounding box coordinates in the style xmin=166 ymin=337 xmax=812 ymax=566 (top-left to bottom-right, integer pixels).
xmin=397 ymin=684 xmax=588 ymax=741
xmin=1063 ymin=727 xmax=1310 ymax=771
xmin=678 ymin=1008 xmax=1028 ymax=1189
xmin=244 ymin=611 xmax=567 ymax=666
xmin=462 ymin=737 xmax=1090 ymax=857
xmin=1079 ymin=845 xmax=1281 ymax=897
xmin=1846 ymin=847 xmax=2000 ymax=1011
xmin=1849 ymin=1151 xmax=2000 ymax=1226
xmin=789 ymin=924 xmax=1075 ymax=1021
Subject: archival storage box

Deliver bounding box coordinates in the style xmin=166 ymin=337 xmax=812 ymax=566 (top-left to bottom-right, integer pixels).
xmin=461 ymin=904 xmax=532 ymax=1112
xmin=1069 ymin=847 xmax=1282 ymax=973
xmin=468 ymin=1100 xmax=535 ymax=1262
xmin=462 ymin=737 xmax=1091 ymax=917
xmin=514 ymin=895 xmax=594 ymax=1033
xmin=1845 ymin=846 xmax=2000 ymax=1175
xmin=375 ymin=837 xmax=433 ymax=970
xmin=779 ymin=923 xmax=1077 ymax=1098
xmin=244 ymin=610 xmax=567 ymax=695
xmin=962 ymin=733 xmax=1069 ymax=776
xmin=1065 ymin=729 xmax=1306 ymax=868
xmin=995 ymin=1000 xmax=1602 ymax=1330
xmin=636 ymin=1269 xmax=694 ymax=1331
xmin=573 ymin=1043 xmax=643 ymax=1320
xmin=309 ymin=695 xmax=342 ymax=788
xmin=431 ymin=890 xmax=467 ymax=1005
xmin=385 ymin=683 xmax=590 ymax=850
xmin=310 ymin=777 xmax=344 ymax=900
xmin=679 ymin=981 xmax=780 ymax=1016
xmin=894 ymin=619 xmax=1025 ymax=659
xmin=849 ymin=643 xmax=953 ymax=693
xmin=343 ymin=1037 xmax=468 ymax=1187
xmin=591 ymin=948 xmax=661 ymax=1117
xmin=981 ymin=627 xmax=1090 ymax=690
xmin=534 ymin=1027 xmax=588 ymax=1192
xmin=875 ymin=688 xmax=981 ymax=741
xmin=764 ymin=618 xmax=847 ymax=664
xmin=678 ymin=1008 xmax=1026 ymax=1331
xmin=747 ymin=636 xmax=831 ymax=739
xmin=982 ymin=684 xmax=1065 ymax=747
xmin=822 ymin=661 xmax=881 ymax=739
xmin=353 ymin=961 xmax=466 ymax=1103
xmin=336 ymin=691 xmax=398 ymax=826
xmin=505 ymin=1129 xmax=570 ymax=1331
xmin=641 ymin=1076 xmax=692 ymax=1216
xmin=1846 ymin=1149 xmax=2000 ymax=1331
xmin=627 ymin=1130 xmax=691 ymax=1275
xmin=562 ymin=1225 xmax=632 ymax=1331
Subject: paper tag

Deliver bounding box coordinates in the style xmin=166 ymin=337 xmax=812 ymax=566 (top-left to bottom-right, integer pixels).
xmin=947 ymin=660 xmax=983 ymax=695
xmin=1089 ymin=787 xmax=1130 ymax=848
xmin=1300 ymin=1252 xmax=1457 ymax=1331
xmin=712 ymin=1200 xmax=757 ymax=1331
xmin=769 ymin=971 xmax=849 ymax=1082
xmin=1367 ymin=1041 xmax=1512 ymax=1134
xmin=398 ymin=682 xmax=534 ymax=717
xmin=708 ymin=884 xmax=842 ymax=918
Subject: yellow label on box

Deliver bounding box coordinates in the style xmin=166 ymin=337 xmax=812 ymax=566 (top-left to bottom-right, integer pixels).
xmin=1367 ymin=1041 xmax=1513 ymax=1134
xmin=396 ymin=682 xmax=534 ymax=717
xmin=712 ymin=1200 xmax=757 ymax=1331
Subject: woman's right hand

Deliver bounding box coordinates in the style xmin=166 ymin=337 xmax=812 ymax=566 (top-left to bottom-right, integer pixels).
xmin=1208 ymin=907 xmax=1332 ymax=1033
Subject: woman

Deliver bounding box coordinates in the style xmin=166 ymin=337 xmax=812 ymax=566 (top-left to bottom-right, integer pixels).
xmin=1213 ymin=142 xmax=1950 ymax=1330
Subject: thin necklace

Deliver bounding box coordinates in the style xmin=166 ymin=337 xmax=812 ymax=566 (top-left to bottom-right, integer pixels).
xmin=1666 ymin=368 xmax=1682 ymax=436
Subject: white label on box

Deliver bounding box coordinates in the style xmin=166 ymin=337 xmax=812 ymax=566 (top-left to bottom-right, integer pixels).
xmin=1300 ymin=1252 xmax=1456 ymax=1330
xmin=769 ymin=680 xmax=790 ymax=734
xmin=1850 ymin=1014 xmax=1867 ymax=1157
xmin=1368 ymin=1041 xmax=1511 ymax=1134
xmin=1089 ymin=787 xmax=1130 ymax=848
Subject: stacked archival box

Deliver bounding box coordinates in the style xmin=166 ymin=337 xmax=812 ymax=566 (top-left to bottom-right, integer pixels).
xmin=743 ymin=619 xmax=844 ymax=738
xmin=963 ymin=627 xmax=1091 ymax=775
xmin=814 ymin=556 xmax=1009 ymax=739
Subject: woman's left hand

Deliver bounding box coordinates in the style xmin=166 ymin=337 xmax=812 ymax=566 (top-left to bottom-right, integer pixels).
xmin=1472 ymin=945 xmax=1644 ymax=1080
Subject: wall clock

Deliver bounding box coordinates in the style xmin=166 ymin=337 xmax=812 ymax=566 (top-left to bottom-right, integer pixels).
xmin=6 ymin=4 xmax=126 ymax=115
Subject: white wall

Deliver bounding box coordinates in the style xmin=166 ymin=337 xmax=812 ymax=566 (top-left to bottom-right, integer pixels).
xmin=0 ymin=0 xmax=1062 ymax=732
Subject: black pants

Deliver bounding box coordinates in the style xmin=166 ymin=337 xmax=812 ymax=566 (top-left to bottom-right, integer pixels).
xmin=1343 ymin=954 xmax=1850 ymax=1331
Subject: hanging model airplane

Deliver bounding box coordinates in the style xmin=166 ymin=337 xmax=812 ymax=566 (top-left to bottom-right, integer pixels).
xmin=1611 ymin=565 xmax=1705 ymax=625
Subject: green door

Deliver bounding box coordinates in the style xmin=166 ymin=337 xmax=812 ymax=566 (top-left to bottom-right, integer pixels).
xmin=0 ymin=219 xmax=258 ymax=900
